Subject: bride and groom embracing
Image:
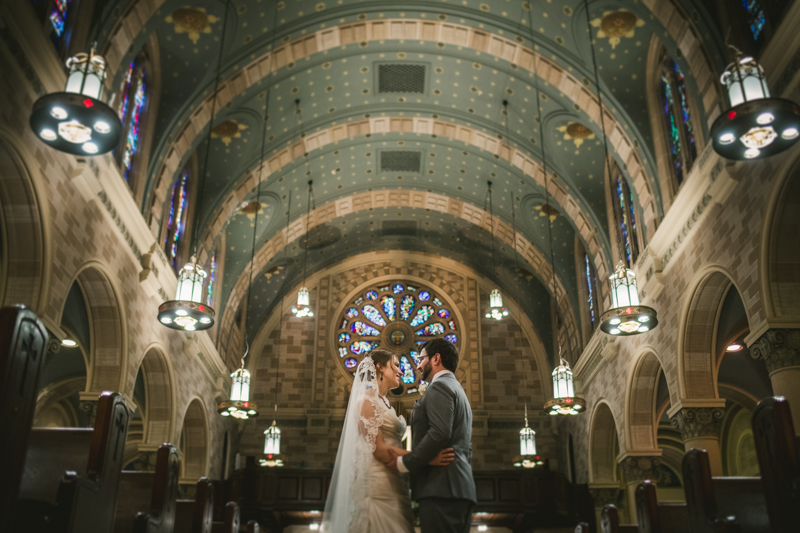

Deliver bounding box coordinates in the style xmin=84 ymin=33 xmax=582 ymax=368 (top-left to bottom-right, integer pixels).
xmin=322 ymin=338 xmax=477 ymax=532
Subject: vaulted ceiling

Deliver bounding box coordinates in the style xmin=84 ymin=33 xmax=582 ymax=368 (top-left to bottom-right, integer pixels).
xmin=94 ymin=0 xmax=727 ymax=349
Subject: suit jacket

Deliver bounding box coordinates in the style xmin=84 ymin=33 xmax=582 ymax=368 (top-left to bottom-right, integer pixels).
xmin=402 ymin=372 xmax=477 ymax=503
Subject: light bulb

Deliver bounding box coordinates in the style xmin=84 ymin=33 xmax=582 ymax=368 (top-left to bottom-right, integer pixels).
xmin=40 ymin=129 xmax=57 ymax=141
xmin=82 ymin=142 xmax=98 ymax=154
xmin=51 ymin=107 xmax=68 ymax=119
xmin=782 ymin=128 xmax=799 ymax=140
xmin=610 ymin=328 xmax=621 ymax=335
xmin=744 ymin=147 xmax=761 ymax=159
xmin=160 ymin=317 xmax=172 ymax=324
xmin=719 ymin=132 xmax=736 ymax=145
xmin=94 ymin=121 xmax=111 ymax=134
xmin=757 ymin=112 xmax=775 ymax=125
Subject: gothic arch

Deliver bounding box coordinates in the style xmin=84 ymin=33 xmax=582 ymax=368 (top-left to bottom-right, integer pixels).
xmin=64 ymin=262 xmax=127 ymax=394
xmin=625 ymin=348 xmax=669 ymax=452
xmin=589 ymin=400 xmax=622 ymax=484
xmin=179 ymin=398 xmax=209 ymax=480
xmin=678 ymin=267 xmax=751 ymax=401
xmin=137 ymin=345 xmax=176 ymax=446
xmin=0 ymin=131 xmax=50 ymax=314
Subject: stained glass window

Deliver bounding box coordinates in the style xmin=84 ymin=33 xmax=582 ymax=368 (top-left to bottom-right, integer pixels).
xmin=337 ymin=282 xmax=458 ymax=395
xmin=409 ymin=306 xmax=434 ymax=327
xmin=118 ymin=63 xmax=133 ymax=121
xmin=741 ymin=0 xmax=767 ymax=40
xmin=206 ymin=250 xmax=216 ymax=306
xmin=353 ymin=296 xmax=364 ymax=306
xmin=399 ymin=356 xmax=415 ymax=384
xmin=362 ymin=305 xmax=386 ymax=326
xmin=661 ymin=59 xmax=696 ymax=188
xmin=584 ymin=254 xmax=597 ymax=329
xmin=164 ymin=173 xmax=189 ymax=269
xmin=49 ymin=0 xmax=72 ymax=38
xmin=612 ymin=175 xmax=639 ymax=267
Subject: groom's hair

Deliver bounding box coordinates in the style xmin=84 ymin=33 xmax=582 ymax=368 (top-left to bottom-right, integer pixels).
xmin=421 ymin=338 xmax=459 ymax=372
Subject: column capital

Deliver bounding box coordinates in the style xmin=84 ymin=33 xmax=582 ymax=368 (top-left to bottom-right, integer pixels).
xmin=588 ymin=486 xmax=621 ymax=507
xmin=670 ymin=406 xmax=725 ymax=441
xmin=618 ymin=455 xmax=662 ymax=483
xmin=751 ymin=328 xmax=800 ymax=374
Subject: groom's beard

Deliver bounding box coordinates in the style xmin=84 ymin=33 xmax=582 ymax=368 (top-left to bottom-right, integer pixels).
xmin=420 ymin=361 xmax=433 ymax=381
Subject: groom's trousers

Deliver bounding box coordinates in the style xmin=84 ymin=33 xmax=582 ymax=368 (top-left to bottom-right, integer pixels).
xmin=418 ymin=497 xmax=474 ymax=533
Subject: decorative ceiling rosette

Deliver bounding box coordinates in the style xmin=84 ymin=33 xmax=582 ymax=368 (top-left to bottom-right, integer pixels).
xmin=336 ymin=282 xmax=459 ymax=395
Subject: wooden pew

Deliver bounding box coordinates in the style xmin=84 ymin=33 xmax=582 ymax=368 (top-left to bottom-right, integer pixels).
xmin=211 ymin=501 xmax=240 ymax=533
xmin=682 ymin=448 xmax=769 ymax=532
xmin=15 ymin=391 xmax=130 ymax=532
xmin=247 ymin=520 xmax=259 ymax=533
xmin=634 ymin=480 xmax=689 ymax=533
xmin=174 ymin=477 xmax=214 ymax=533
xmin=575 ymin=523 xmax=590 ymax=533
xmin=600 ymin=504 xmax=637 ymax=533
xmin=113 ymin=443 xmax=179 ymax=533
xmin=0 ymin=305 xmax=49 ymax=523
xmin=751 ymin=396 xmax=800 ymax=533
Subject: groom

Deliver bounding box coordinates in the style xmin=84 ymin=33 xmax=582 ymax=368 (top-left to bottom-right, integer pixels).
xmin=386 ymin=338 xmax=476 ymax=532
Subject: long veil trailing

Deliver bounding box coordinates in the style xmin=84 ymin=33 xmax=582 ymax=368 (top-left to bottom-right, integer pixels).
xmin=322 ymin=356 xmax=382 ymax=532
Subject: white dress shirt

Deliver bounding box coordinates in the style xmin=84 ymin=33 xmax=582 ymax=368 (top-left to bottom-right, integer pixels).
xmin=397 ymin=369 xmax=454 ymax=472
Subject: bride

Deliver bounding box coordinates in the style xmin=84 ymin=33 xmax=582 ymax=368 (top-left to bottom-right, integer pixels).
xmin=322 ymin=349 xmax=453 ymax=532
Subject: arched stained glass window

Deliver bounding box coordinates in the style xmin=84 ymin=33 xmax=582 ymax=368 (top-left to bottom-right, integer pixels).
xmin=337 ymin=282 xmax=459 ymax=396
xmin=741 ymin=0 xmax=767 ymax=41
xmin=661 ymin=58 xmax=696 ymax=189
xmin=585 ymin=254 xmax=598 ymax=330
xmin=612 ymin=175 xmax=640 ymax=267
xmin=206 ymin=250 xmax=216 ymax=306
xmin=164 ymin=172 xmax=189 ymax=270
xmin=117 ymin=60 xmax=148 ymax=184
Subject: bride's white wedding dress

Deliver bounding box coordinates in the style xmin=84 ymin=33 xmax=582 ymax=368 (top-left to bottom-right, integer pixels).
xmin=322 ymin=357 xmax=415 ymax=533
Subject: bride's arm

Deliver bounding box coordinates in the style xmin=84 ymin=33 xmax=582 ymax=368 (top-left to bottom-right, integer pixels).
xmin=358 ymin=396 xmax=393 ymax=463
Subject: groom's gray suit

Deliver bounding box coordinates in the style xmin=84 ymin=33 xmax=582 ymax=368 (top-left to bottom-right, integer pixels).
xmin=401 ymin=371 xmax=476 ymax=532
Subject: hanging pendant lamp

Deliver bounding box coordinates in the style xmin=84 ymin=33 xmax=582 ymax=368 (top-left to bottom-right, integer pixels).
xmin=544 ymin=350 xmax=586 ymax=416
xmin=30 ymin=47 xmax=121 ymax=155
xmin=513 ymin=404 xmax=543 ymax=468
xmin=483 ymin=181 xmax=509 ymax=321
xmin=157 ymin=3 xmax=230 ymax=331
xmin=158 ymin=257 xmax=215 ymax=330
xmin=711 ymin=49 xmax=800 ymax=160
xmin=292 ymin=179 xmax=315 ymax=318
xmin=217 ymin=345 xmax=259 ymax=419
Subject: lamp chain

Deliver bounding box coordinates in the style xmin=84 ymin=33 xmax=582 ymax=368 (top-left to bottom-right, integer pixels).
xmin=302 ymin=180 xmax=313 ymax=286
xmin=274 ymin=191 xmax=292 ymax=416
xmin=582 ymin=0 xmax=625 ymax=270
xmin=526 ymin=3 xmax=562 ymax=358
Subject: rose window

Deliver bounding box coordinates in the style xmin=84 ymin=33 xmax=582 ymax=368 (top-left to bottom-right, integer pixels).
xmin=337 ymin=282 xmax=459 ymax=394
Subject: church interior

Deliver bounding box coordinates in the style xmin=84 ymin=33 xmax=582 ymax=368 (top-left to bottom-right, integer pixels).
xmin=2 ymin=0 xmax=800 ymax=531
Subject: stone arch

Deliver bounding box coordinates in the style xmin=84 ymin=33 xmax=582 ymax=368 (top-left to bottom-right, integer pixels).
xmin=65 ymin=263 xmax=127 ymax=394
xmin=179 ymin=398 xmax=209 ymax=480
xmin=678 ymin=267 xmax=751 ymax=401
xmin=761 ymin=157 xmax=800 ymax=320
xmin=138 ymin=345 xmax=176 ymax=446
xmin=0 ymin=132 xmax=50 ymax=313
xmin=589 ymin=400 xmax=621 ymax=484
xmin=625 ymin=348 xmax=668 ymax=452
xmin=218 ymin=191 xmax=581 ymax=362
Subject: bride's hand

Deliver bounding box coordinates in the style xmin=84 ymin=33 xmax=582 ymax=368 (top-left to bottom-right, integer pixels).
xmin=429 ymin=448 xmax=455 ymax=466
xmin=389 ymin=446 xmax=410 ymax=457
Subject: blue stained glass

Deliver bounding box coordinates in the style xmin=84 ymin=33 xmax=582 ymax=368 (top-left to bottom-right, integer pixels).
xmin=393 ymin=284 xmax=404 ymax=294
xmin=741 ymin=0 xmax=767 ymax=40
xmin=416 ymin=323 xmax=445 ymax=336
xmin=410 ymin=350 xmax=420 ymax=364
xmin=338 ymin=333 xmax=351 ymax=343
xmin=354 ymin=297 xmax=364 ymax=305
xmin=206 ymin=251 xmax=216 ymax=306
xmin=445 ymin=334 xmax=458 ymax=344
xmin=381 ymin=296 xmax=396 ymax=321
xmin=438 ymin=309 xmax=450 ymax=319
xmin=346 ymin=308 xmax=359 ymax=319
xmin=351 ymin=341 xmax=378 ymax=355
xmin=339 ymin=347 xmax=348 ymax=358
xmin=351 ymin=321 xmax=380 ymax=336
xmin=433 ymin=297 xmax=443 ymax=306
xmin=122 ymin=75 xmax=146 ymax=182
xmin=409 ymin=306 xmax=434 ymax=327
xmin=345 ymin=357 xmax=358 ymax=369
xmin=165 ymin=173 xmax=188 ymax=267
xmin=417 ymin=340 xmax=426 ymax=345
xmin=616 ymin=177 xmax=633 ymax=265
xmin=362 ymin=305 xmax=387 ymax=326
xmin=448 ymin=320 xmax=457 ymax=331
xmin=400 ymin=295 xmax=415 ymax=320
xmin=419 ymin=291 xmax=431 ymax=301
xmin=585 ymin=255 xmax=596 ymax=324
xmin=661 ymin=74 xmax=683 ymax=185
xmin=366 ymin=290 xmax=378 ymax=300
xmin=50 ymin=11 xmax=65 ymax=37
xmin=118 ymin=63 xmax=133 ymax=121
xmin=674 ymin=63 xmax=696 ymax=164
xmin=399 ymin=356 xmax=416 ymax=384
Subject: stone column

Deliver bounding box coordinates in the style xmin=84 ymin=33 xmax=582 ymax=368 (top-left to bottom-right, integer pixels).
xmin=588 ymin=484 xmax=621 ymax=531
xmin=619 ymin=456 xmax=662 ymax=523
xmin=670 ymin=406 xmax=725 ymax=476
xmin=751 ymin=329 xmax=800 ymax=433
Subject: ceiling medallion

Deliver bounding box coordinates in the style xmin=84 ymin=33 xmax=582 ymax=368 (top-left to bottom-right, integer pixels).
xmin=711 ymin=54 xmax=800 ymax=160
xmin=30 ymin=49 xmax=121 ymax=155
xmin=165 ymin=8 xmax=219 ymax=44
xmin=590 ymin=10 xmax=645 ymax=49
xmin=211 ymin=120 xmax=248 ymax=146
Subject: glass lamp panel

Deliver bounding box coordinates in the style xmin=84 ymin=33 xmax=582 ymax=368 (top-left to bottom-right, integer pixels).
xmin=520 ymin=427 xmax=536 ymax=456
xmin=297 ymin=288 xmax=310 ymax=306
xmin=191 ymin=275 xmax=204 ymax=303
xmin=264 ymin=426 xmax=281 ymax=454
xmin=490 ymin=289 xmax=503 ymax=308
xmin=230 ymin=379 xmax=242 ymax=402
xmin=65 ymin=70 xmax=85 ymax=94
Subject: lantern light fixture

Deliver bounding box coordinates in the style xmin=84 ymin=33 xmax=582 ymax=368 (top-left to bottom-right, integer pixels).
xmin=513 ymin=404 xmax=543 ymax=468
xmin=259 ymin=408 xmax=285 ymax=467
xmin=544 ymin=355 xmax=586 ymax=416
xmin=293 ymin=178 xmax=315 ymax=319
xmin=30 ymin=48 xmax=121 ymax=155
xmin=711 ymin=52 xmax=800 ymax=160
xmin=158 ymin=257 xmax=216 ymax=331
xmin=484 ymin=289 xmax=509 ymax=320
xmin=599 ymin=263 xmax=658 ymax=336
xmin=218 ymin=349 xmax=259 ymax=419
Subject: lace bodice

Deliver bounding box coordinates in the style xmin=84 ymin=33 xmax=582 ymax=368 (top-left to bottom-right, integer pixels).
xmin=360 ymin=395 xmax=406 ymax=451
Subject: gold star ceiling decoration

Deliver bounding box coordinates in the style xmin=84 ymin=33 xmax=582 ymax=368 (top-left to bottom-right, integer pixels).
xmin=211 ymin=120 xmax=248 ymax=146
xmin=590 ymin=10 xmax=645 ymax=49
xmin=165 ymin=7 xmax=219 ymax=44
xmin=239 ymin=201 xmax=267 ymax=221
xmin=557 ymin=122 xmax=596 ymax=148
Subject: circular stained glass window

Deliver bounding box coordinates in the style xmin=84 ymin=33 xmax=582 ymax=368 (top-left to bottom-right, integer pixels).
xmin=336 ymin=282 xmax=459 ymax=394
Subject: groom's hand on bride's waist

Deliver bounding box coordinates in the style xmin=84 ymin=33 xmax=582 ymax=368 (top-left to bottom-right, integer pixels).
xmin=384 ymin=448 xmax=399 ymax=470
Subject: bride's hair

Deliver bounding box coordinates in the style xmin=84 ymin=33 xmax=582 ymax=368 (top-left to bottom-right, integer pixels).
xmin=367 ymin=349 xmax=396 ymax=370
